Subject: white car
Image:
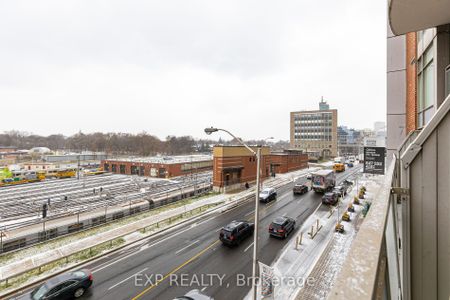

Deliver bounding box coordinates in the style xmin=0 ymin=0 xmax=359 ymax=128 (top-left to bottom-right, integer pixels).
xmin=174 ymin=289 xmax=214 ymax=300
xmin=259 ymin=187 xmax=277 ymax=203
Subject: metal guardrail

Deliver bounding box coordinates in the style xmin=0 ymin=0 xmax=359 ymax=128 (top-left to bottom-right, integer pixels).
xmin=0 ymin=202 xmax=220 ymax=294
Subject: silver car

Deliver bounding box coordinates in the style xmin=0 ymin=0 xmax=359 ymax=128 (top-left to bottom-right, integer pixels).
xmin=259 ymin=187 xmax=277 ymax=203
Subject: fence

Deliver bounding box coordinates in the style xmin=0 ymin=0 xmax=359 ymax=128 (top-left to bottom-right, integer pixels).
xmin=0 ymin=202 xmax=219 ymax=294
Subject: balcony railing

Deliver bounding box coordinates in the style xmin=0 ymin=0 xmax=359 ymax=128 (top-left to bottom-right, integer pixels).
xmin=329 ymin=94 xmax=450 ymax=299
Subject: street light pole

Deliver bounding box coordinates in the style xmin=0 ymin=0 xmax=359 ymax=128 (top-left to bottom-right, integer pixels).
xmin=204 ymin=127 xmax=262 ymax=300
xmin=252 ymin=147 xmax=261 ymax=300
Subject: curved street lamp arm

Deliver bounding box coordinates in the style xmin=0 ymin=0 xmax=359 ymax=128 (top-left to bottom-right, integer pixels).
xmin=216 ymin=128 xmax=257 ymax=156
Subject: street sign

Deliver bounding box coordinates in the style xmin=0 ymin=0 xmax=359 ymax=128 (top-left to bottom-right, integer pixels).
xmin=363 ymin=147 xmax=385 ymax=175
xmin=259 ymin=261 xmax=274 ymax=297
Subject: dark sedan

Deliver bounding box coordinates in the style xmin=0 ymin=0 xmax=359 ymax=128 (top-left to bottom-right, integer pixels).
xmin=26 ymin=269 xmax=93 ymax=300
xmin=293 ymin=183 xmax=309 ymax=195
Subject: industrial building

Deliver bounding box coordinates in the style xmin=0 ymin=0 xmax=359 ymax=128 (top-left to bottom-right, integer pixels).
xmin=44 ymin=152 xmax=108 ymax=163
xmin=101 ymin=154 xmax=213 ymax=178
xmin=212 ymin=145 xmax=308 ymax=192
xmin=290 ymin=98 xmax=338 ymax=158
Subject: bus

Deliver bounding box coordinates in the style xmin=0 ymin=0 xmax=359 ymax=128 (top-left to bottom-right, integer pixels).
xmin=311 ymin=169 xmax=336 ymax=193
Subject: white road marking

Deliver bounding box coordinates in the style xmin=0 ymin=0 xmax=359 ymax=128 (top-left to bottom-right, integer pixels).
xmin=215 ymin=227 xmax=222 ymax=232
xmin=108 ymin=267 xmax=148 ymax=290
xmin=245 ymin=210 xmax=255 ymax=217
xmin=93 ymin=224 xmax=196 ymax=273
xmin=244 ymin=242 xmax=254 ymax=253
xmin=201 ymin=287 xmax=207 ymax=292
xmin=175 ymin=239 xmax=200 ymax=254
xmin=140 ymin=244 xmax=149 ymax=251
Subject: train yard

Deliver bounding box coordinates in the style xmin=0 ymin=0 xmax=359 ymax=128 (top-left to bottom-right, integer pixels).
xmin=0 ymin=172 xmax=212 ymax=230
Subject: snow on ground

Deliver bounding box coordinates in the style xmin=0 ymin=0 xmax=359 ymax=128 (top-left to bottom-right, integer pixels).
xmin=0 ymin=216 xmax=39 ymax=228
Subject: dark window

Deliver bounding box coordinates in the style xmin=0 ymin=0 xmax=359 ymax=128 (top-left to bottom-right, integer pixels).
xmin=131 ymin=165 xmax=138 ymax=175
xmin=120 ymin=165 xmax=126 ymax=174
xmin=111 ymin=164 xmax=117 ymax=172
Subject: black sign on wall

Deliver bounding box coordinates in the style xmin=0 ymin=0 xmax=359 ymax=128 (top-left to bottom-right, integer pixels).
xmin=363 ymin=147 xmax=386 ymax=175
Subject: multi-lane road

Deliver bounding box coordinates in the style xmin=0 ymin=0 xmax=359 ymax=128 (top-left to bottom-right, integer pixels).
xmin=11 ymin=165 xmax=362 ymax=300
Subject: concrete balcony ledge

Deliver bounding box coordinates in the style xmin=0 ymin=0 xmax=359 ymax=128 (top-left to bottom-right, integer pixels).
xmin=328 ymin=161 xmax=395 ymax=299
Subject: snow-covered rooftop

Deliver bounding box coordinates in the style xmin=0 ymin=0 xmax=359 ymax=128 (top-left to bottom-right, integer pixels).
xmin=105 ymin=154 xmax=212 ymax=165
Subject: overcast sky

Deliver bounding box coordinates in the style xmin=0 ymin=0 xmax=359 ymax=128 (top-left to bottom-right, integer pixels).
xmin=0 ymin=1 xmax=386 ymax=141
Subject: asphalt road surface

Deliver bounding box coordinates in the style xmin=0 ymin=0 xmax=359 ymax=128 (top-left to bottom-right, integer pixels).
xmin=10 ymin=165 xmax=362 ymax=300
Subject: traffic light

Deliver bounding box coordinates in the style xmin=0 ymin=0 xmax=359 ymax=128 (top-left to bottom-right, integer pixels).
xmin=42 ymin=203 xmax=48 ymax=218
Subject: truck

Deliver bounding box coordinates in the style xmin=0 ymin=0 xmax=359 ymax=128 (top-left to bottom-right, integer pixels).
xmin=333 ymin=163 xmax=345 ymax=172
xmin=311 ymin=169 xmax=336 ymax=193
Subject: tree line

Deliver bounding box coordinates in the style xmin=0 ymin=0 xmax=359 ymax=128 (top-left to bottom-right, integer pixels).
xmin=0 ymin=131 xmax=290 ymax=156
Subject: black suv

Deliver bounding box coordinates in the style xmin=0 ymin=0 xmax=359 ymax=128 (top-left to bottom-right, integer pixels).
xmin=219 ymin=220 xmax=254 ymax=246
xmin=322 ymin=192 xmax=338 ymax=205
xmin=269 ymin=216 xmax=296 ymax=238
xmin=26 ymin=269 xmax=93 ymax=299
xmin=293 ymin=184 xmax=309 ymax=195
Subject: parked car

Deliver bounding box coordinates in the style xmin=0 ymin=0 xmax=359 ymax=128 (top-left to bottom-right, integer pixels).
xmin=259 ymin=187 xmax=277 ymax=203
xmin=219 ymin=220 xmax=254 ymax=246
xmin=26 ymin=269 xmax=93 ymax=299
xmin=293 ymin=183 xmax=309 ymax=195
xmin=322 ymin=192 xmax=339 ymax=205
xmin=306 ymin=174 xmax=312 ymax=180
xmin=347 ymin=162 xmax=354 ymax=167
xmin=269 ymin=216 xmax=296 ymax=238
xmin=174 ymin=289 xmax=214 ymax=300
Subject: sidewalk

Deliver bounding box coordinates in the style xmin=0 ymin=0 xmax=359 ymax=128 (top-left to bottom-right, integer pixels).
xmin=243 ymin=171 xmax=376 ymax=300
xmin=294 ymin=175 xmax=384 ymax=299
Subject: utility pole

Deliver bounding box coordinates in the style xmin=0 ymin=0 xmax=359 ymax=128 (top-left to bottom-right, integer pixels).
xmin=77 ymin=155 xmax=80 ymax=180
xmin=252 ymin=147 xmax=261 ymax=300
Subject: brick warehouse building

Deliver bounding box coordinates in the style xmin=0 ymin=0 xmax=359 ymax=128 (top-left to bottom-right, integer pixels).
xmin=213 ymin=145 xmax=308 ymax=192
xmin=101 ymin=155 xmax=212 ymax=178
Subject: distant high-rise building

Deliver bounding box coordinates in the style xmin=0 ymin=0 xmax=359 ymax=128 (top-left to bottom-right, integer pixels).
xmin=374 ymin=121 xmax=386 ymax=133
xmin=337 ymin=126 xmax=364 ymax=156
xmin=290 ymin=100 xmax=338 ymax=158
xmin=319 ymin=97 xmax=330 ymax=110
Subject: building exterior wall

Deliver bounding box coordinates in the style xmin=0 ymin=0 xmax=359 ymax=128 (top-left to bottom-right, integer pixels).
xmin=290 ymin=108 xmax=338 ymax=157
xmin=44 ymin=153 xmax=108 ymax=162
xmin=101 ymin=159 xmax=212 ymax=178
xmin=0 ymin=147 xmax=17 ymax=153
xmin=212 ymin=146 xmax=307 ymax=192
xmin=406 ymin=32 xmax=418 ymax=133
xmin=408 ymin=108 xmax=450 ymax=299
xmin=387 ymin=22 xmax=407 ymax=164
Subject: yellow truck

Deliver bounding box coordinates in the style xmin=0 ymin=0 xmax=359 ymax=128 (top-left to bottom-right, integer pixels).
xmin=333 ymin=163 xmax=346 ymax=173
